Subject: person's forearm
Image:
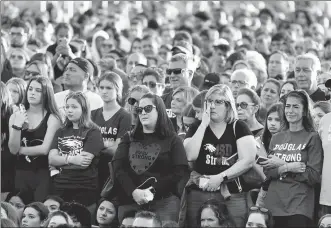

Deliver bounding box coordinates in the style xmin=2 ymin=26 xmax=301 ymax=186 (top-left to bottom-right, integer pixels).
xmin=225 ymin=159 xmax=254 ymax=179
xmin=8 ymin=129 xmax=22 ymax=155
xmin=49 ymin=152 xmax=67 ymax=167
xmin=19 ymin=145 xmax=50 ymax=156
xmin=184 ymin=124 xmax=207 ymax=161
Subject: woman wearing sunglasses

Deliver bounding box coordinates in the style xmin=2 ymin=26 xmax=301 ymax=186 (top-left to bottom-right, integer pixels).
xmin=91 ymin=72 xmax=132 ymax=191
xmin=236 ymin=88 xmax=264 ymax=137
xmin=246 ymin=206 xmax=274 ymax=228
xmin=183 ymin=84 xmax=257 ymax=228
xmin=8 ymin=76 xmax=62 ymax=201
xmin=125 ymin=85 xmax=150 ymax=129
xmin=261 ymin=90 xmax=323 ymax=228
xmin=112 ymin=93 xmax=189 ymax=223
xmin=7 ymin=47 xmax=30 ymax=78
xmin=141 ymin=68 xmax=165 ymax=97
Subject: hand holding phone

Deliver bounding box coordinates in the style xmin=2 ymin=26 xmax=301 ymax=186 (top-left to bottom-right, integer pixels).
xmin=256 ymin=156 xmax=268 ymax=165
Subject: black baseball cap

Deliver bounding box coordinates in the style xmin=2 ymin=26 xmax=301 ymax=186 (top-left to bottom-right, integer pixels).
xmin=69 ymin=57 xmax=93 ymax=75
xmin=200 ymin=73 xmax=220 ymax=90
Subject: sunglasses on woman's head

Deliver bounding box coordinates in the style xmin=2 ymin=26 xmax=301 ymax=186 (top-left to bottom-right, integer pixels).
xmin=236 ymin=102 xmax=255 ymax=109
xmin=136 ymin=105 xmax=156 ymax=115
xmin=25 ymin=70 xmax=40 ymax=77
xmin=128 ymin=97 xmax=138 ymax=106
xmin=166 ymin=68 xmax=183 ymax=75
xmin=250 ymin=206 xmax=269 ymax=213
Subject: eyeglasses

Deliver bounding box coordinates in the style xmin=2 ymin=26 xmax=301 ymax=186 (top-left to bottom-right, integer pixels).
xmin=128 ymin=97 xmax=138 ymax=106
xmin=166 ymin=68 xmax=184 ymax=75
xmin=143 ymin=81 xmax=158 ymax=88
xmin=102 ymin=43 xmax=113 ymax=49
xmin=136 ymin=105 xmax=156 ymax=115
xmin=236 ymin=102 xmax=255 ymax=109
xmin=231 ymin=80 xmax=248 ymax=86
xmin=206 ymin=99 xmax=227 ymax=106
xmin=128 ymin=72 xmax=143 ymax=81
xmin=9 ymin=32 xmax=25 ymax=37
xmin=10 ymin=55 xmax=24 ymax=60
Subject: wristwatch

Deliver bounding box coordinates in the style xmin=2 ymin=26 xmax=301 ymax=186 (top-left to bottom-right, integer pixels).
xmin=221 ymin=172 xmax=228 ymax=181
xmin=12 ymin=125 xmax=22 ymax=131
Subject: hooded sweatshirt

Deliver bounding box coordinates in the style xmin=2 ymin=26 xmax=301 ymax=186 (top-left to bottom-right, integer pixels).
xmin=264 ymin=129 xmax=323 ymax=219
xmin=90 ymin=30 xmax=109 ymax=62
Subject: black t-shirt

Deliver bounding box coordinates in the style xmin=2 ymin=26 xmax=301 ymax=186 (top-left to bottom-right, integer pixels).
xmin=185 ymin=120 xmax=252 ymax=193
xmin=46 ymin=43 xmax=78 ymax=79
xmin=162 ymin=89 xmax=176 ymax=118
xmin=17 ymin=113 xmax=50 ymax=170
xmin=310 ymin=87 xmax=326 ymax=102
xmin=112 ymin=132 xmax=189 ymax=204
xmin=91 ymin=107 xmax=132 ymax=189
xmin=51 ymin=127 xmax=103 ymax=190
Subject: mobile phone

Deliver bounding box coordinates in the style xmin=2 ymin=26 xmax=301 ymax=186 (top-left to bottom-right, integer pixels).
xmin=256 ymin=156 xmax=268 ymax=165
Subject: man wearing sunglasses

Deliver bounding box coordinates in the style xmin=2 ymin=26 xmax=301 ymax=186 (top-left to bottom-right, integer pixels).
xmin=230 ymin=69 xmax=257 ymax=99
xmin=162 ymin=53 xmax=196 ymax=118
xmin=141 ymin=68 xmax=165 ymax=96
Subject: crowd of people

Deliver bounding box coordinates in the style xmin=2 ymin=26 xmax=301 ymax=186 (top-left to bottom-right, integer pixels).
xmin=1 ymin=1 xmax=331 ymax=227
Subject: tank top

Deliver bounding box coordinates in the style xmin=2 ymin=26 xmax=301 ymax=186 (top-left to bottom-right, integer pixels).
xmin=17 ymin=112 xmax=51 ymax=170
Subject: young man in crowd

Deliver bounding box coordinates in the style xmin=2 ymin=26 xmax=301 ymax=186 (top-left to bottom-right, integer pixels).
xmin=9 ymin=20 xmax=35 ymax=57
xmin=54 ymin=57 xmax=103 ymax=119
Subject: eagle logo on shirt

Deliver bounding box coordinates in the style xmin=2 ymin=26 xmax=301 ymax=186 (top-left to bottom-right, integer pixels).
xmin=204 ymin=144 xmax=216 ymax=153
xmin=58 ymin=138 xmax=83 ymax=156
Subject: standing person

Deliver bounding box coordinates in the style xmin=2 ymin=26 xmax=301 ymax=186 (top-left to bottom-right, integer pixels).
xmin=319 ymin=109 xmax=331 ymax=218
xmin=313 ymin=101 xmax=331 ymax=129
xmin=261 ymin=90 xmax=323 ymax=228
xmin=267 ymin=51 xmax=289 ymax=81
xmin=113 ymin=93 xmax=189 ymax=223
xmin=21 ymin=202 xmax=49 ymax=228
xmin=95 ymin=198 xmax=117 ymax=228
xmin=125 ymin=85 xmax=150 ymax=129
xmin=280 ymin=79 xmax=298 ymax=98
xmin=6 ymin=78 xmax=26 ymax=106
xmin=54 ymin=57 xmax=103 ymax=120
xmin=1 ymin=82 xmax=15 ymax=194
xmin=7 ymin=48 xmax=30 ymax=78
xmin=9 ymin=20 xmax=34 ymax=57
xmin=48 ymin=92 xmax=104 ymax=212
xmin=258 ymin=79 xmax=281 ymax=124
xmin=294 ymin=53 xmax=326 ymax=102
xmin=162 ymin=53 xmax=196 ymax=117
xmin=183 ymin=84 xmax=257 ymax=228
xmin=236 ymin=88 xmax=264 ymax=136
xmin=230 ymin=69 xmax=258 ymax=100
xmin=46 ymin=23 xmax=77 ymax=80
xmin=8 ymin=77 xmax=62 ymax=201
xmin=91 ymin=72 xmax=131 ymax=191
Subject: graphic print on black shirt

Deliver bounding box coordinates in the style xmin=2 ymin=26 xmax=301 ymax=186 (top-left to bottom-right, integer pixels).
xmin=58 ymin=135 xmax=84 ymax=156
xmin=129 ymin=142 xmax=161 ymax=174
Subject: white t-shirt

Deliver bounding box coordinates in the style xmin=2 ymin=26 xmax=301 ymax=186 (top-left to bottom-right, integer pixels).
xmin=319 ymin=112 xmax=331 ymax=206
xmin=55 ymin=90 xmax=104 ymax=120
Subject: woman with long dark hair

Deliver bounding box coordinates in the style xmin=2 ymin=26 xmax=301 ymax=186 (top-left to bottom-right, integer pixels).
xmin=8 ymin=77 xmax=62 ymax=201
xmin=95 ymin=198 xmax=117 ymax=228
xmin=261 ymin=90 xmax=323 ymax=228
xmin=91 ymin=71 xmax=131 ymax=191
xmin=48 ymin=92 xmax=103 ymax=212
xmin=112 ymin=93 xmax=188 ymax=223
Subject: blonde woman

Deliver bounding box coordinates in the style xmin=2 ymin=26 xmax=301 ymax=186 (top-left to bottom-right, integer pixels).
xmin=183 ymin=84 xmax=257 ymax=227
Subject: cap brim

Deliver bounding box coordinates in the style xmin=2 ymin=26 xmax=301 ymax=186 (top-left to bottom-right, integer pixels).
xmin=325 ymin=79 xmax=331 ymax=88
xmin=171 ymin=46 xmax=190 ymax=55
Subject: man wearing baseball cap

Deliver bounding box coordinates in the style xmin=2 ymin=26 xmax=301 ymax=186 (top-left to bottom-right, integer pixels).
xmin=54 ymin=57 xmax=103 ymax=120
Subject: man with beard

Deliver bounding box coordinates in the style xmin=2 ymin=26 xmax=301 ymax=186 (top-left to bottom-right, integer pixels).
xmin=9 ymin=20 xmax=34 ymax=57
